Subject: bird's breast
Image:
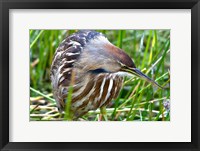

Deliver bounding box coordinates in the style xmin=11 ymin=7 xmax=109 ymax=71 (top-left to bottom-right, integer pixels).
xmin=70 ymin=73 xmax=123 ymax=117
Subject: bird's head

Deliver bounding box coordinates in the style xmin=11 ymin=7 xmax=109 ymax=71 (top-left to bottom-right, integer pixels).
xmin=72 ymin=30 xmax=162 ymax=88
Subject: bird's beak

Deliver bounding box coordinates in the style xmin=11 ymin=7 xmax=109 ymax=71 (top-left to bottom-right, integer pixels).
xmin=123 ymin=67 xmax=163 ymax=89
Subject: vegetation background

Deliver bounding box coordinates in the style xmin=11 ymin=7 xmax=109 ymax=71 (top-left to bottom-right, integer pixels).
xmin=30 ymin=30 xmax=170 ymax=121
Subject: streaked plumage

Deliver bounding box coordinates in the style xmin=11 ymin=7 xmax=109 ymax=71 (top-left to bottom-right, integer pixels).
xmin=50 ymin=30 xmax=162 ymax=119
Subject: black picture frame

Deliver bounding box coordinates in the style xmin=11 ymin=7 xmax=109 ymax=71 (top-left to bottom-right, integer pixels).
xmin=0 ymin=0 xmax=200 ymax=151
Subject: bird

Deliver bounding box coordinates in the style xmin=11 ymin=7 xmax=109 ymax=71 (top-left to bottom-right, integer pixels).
xmin=50 ymin=30 xmax=162 ymax=120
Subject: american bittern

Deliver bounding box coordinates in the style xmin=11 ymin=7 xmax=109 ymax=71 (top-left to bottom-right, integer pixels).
xmin=50 ymin=30 xmax=162 ymax=119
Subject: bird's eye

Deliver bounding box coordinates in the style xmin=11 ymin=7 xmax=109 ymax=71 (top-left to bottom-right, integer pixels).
xmin=120 ymin=63 xmax=126 ymax=68
xmin=122 ymin=65 xmax=128 ymax=69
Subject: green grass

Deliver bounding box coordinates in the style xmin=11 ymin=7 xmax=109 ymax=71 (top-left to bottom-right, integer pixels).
xmin=30 ymin=29 xmax=170 ymax=121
